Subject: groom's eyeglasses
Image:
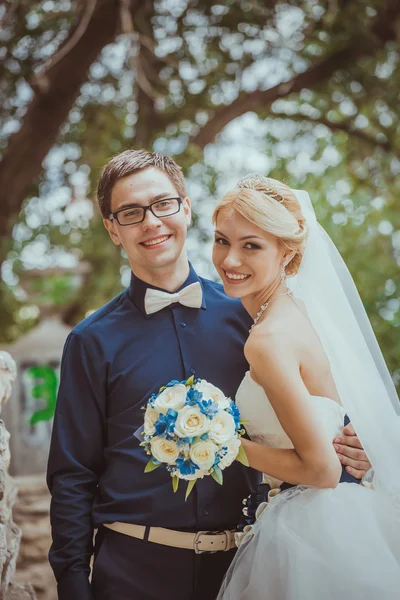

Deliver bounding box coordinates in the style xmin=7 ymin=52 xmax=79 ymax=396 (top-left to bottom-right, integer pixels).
xmin=109 ymin=197 xmax=183 ymax=226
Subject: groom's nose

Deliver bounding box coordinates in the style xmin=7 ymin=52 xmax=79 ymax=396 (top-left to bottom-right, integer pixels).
xmin=141 ymin=209 xmax=163 ymax=231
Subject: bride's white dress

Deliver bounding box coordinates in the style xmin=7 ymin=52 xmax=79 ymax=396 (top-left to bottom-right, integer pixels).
xmin=217 ymin=372 xmax=400 ymax=600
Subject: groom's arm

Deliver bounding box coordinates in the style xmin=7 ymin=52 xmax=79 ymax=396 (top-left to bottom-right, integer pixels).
xmin=333 ymin=423 xmax=372 ymax=479
xmin=47 ymin=331 xmax=106 ymax=600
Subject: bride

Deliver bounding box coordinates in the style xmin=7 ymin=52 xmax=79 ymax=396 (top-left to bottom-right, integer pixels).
xmin=212 ymin=174 xmax=400 ymax=599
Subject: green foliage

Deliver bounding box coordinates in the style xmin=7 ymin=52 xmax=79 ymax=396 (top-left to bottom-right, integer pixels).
xmin=144 ymin=459 xmax=161 ymax=473
xmin=0 ymin=0 xmax=399 ymax=391
xmin=185 ymin=478 xmax=196 ymax=500
xmin=211 ymin=465 xmax=223 ymax=485
xmin=236 ymin=443 xmax=249 ymax=467
xmin=172 ymin=475 xmax=179 ymax=493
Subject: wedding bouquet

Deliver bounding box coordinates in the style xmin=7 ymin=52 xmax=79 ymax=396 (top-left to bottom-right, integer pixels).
xmin=139 ymin=376 xmax=248 ymax=499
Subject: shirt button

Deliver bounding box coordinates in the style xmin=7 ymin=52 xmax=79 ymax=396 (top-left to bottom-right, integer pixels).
xmin=180 ymin=322 xmax=187 ymax=327
xmin=203 ymin=509 xmax=209 ymax=516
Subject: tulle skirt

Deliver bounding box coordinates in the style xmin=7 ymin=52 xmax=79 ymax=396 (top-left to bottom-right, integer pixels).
xmin=217 ymin=483 xmax=400 ymax=600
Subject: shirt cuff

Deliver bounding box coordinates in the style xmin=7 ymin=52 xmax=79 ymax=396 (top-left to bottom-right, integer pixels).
xmin=57 ymin=571 xmax=93 ymax=600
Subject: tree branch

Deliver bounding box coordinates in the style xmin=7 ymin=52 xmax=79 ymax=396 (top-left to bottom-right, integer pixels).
xmin=120 ymin=0 xmax=158 ymax=101
xmin=33 ymin=0 xmax=99 ymax=91
xmin=191 ymin=1 xmax=400 ymax=150
xmin=0 ymin=0 xmax=140 ymax=250
xmin=0 ymin=0 xmax=21 ymax=28
xmin=270 ymin=112 xmax=395 ymax=152
xmin=132 ymin=0 xmax=166 ymax=147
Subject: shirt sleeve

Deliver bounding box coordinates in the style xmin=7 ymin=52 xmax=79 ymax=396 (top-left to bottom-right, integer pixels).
xmin=47 ymin=331 xmax=106 ymax=599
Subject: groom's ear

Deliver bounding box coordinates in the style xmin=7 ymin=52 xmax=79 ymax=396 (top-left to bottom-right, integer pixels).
xmin=103 ymin=218 xmax=122 ymax=246
xmin=183 ymin=196 xmax=191 ymax=226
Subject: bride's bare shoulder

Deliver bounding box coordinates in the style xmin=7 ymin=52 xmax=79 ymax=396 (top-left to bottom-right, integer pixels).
xmin=244 ymin=301 xmax=308 ymax=364
xmin=244 ymin=322 xmax=295 ymax=366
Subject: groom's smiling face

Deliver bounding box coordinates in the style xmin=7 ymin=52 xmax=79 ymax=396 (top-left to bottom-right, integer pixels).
xmin=104 ymin=167 xmax=191 ymax=280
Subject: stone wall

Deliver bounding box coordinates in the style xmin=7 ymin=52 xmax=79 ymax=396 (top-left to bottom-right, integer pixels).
xmin=2 ymin=316 xmax=71 ymax=476
xmin=12 ymin=476 xmax=55 ymax=600
xmin=0 ymin=351 xmax=38 ymax=600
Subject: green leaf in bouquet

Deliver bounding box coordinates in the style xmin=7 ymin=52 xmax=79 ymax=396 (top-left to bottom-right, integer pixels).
xmin=211 ymin=466 xmax=223 ymax=485
xmin=240 ymin=420 xmax=250 ymax=424
xmin=236 ymin=444 xmax=249 ymax=467
xmin=144 ymin=459 xmax=161 ymax=473
xmin=185 ymin=375 xmax=195 ymax=386
xmin=172 ymin=475 xmax=179 ymax=493
xmin=139 ymin=442 xmax=147 ymax=447
xmin=159 ymin=386 xmax=166 ymax=392
xmin=185 ymin=479 xmax=197 ymax=500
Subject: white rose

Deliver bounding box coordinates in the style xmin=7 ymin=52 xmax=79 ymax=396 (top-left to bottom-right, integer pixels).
xmin=194 ymin=380 xmax=230 ymax=409
xmin=174 ymin=405 xmax=210 ymax=438
xmin=150 ymin=437 xmax=180 ymax=465
xmin=190 ymin=440 xmax=218 ymax=471
xmin=154 ymin=384 xmax=187 ymax=414
xmin=208 ymin=411 xmax=236 ymax=444
xmin=144 ymin=406 xmax=159 ymax=436
xmin=217 ymin=438 xmax=241 ymax=470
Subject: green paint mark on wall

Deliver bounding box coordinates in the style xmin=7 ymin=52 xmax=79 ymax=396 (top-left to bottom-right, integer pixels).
xmin=26 ymin=365 xmax=58 ymax=424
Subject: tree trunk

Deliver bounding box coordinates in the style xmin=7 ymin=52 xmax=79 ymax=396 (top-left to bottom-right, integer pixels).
xmin=0 ymin=0 xmax=140 ymax=252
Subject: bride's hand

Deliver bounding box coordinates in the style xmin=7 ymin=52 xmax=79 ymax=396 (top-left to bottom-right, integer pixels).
xmin=333 ymin=423 xmax=372 ymax=479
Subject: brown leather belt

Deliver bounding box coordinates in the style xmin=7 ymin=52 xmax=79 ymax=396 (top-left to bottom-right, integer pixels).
xmin=104 ymin=522 xmax=236 ymax=554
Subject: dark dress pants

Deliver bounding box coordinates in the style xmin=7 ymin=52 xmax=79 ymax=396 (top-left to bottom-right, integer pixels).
xmin=91 ymin=527 xmax=235 ymax=600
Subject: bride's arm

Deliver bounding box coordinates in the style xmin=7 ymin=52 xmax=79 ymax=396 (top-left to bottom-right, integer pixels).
xmin=242 ymin=332 xmax=342 ymax=489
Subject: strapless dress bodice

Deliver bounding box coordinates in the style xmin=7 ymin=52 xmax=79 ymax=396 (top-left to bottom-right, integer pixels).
xmin=236 ymin=371 xmax=346 ymax=487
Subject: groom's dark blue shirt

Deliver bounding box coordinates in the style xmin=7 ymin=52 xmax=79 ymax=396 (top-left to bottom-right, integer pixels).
xmin=47 ymin=264 xmax=258 ymax=599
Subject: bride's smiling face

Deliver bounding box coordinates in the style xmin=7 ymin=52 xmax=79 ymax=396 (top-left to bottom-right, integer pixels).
xmin=212 ymin=209 xmax=286 ymax=299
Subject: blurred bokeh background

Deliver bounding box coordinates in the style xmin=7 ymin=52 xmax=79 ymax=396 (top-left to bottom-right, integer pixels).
xmin=0 ymin=1 xmax=399 ymax=597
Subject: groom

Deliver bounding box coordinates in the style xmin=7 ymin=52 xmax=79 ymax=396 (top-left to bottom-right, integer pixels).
xmin=47 ymin=149 xmax=371 ymax=600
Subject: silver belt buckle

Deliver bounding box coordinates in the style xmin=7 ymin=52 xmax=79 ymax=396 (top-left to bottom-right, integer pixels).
xmin=194 ymin=530 xmax=234 ymax=554
xmin=194 ymin=530 xmax=212 ymax=554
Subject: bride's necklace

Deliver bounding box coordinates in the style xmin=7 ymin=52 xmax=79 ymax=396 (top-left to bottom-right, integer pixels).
xmin=250 ymin=290 xmax=292 ymax=333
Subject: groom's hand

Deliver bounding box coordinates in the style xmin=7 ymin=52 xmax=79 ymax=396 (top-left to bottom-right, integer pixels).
xmin=333 ymin=423 xmax=371 ymax=479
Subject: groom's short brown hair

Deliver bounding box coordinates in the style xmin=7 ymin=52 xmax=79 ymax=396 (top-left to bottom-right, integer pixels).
xmin=97 ymin=149 xmax=186 ymax=218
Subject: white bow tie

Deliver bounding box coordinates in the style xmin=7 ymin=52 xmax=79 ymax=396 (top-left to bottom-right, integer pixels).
xmin=144 ymin=282 xmax=203 ymax=315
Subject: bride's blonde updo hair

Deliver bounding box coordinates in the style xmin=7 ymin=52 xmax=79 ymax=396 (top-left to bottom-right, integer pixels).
xmin=212 ymin=174 xmax=308 ymax=277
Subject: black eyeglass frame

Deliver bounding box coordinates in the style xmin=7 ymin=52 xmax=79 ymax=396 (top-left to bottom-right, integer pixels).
xmin=109 ymin=197 xmax=183 ymax=225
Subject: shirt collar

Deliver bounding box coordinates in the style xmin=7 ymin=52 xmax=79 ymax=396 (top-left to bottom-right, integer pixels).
xmin=128 ymin=262 xmax=207 ymax=317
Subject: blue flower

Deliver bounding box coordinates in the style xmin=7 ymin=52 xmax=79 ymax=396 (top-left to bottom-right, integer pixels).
xmin=148 ymin=393 xmax=158 ymax=408
xmin=176 ymin=456 xmax=200 ymax=477
xmin=198 ymin=399 xmax=219 ymax=418
xmin=185 ymin=389 xmax=203 ymax=406
xmin=166 ymin=379 xmax=182 ymax=388
xmin=154 ymin=410 xmax=177 ymax=437
xmin=226 ymin=401 xmax=241 ymax=428
xmin=180 ymin=436 xmax=195 ymax=444
xmin=154 ymin=415 xmax=168 ymax=436
xmin=215 ymin=447 xmax=228 ymax=467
